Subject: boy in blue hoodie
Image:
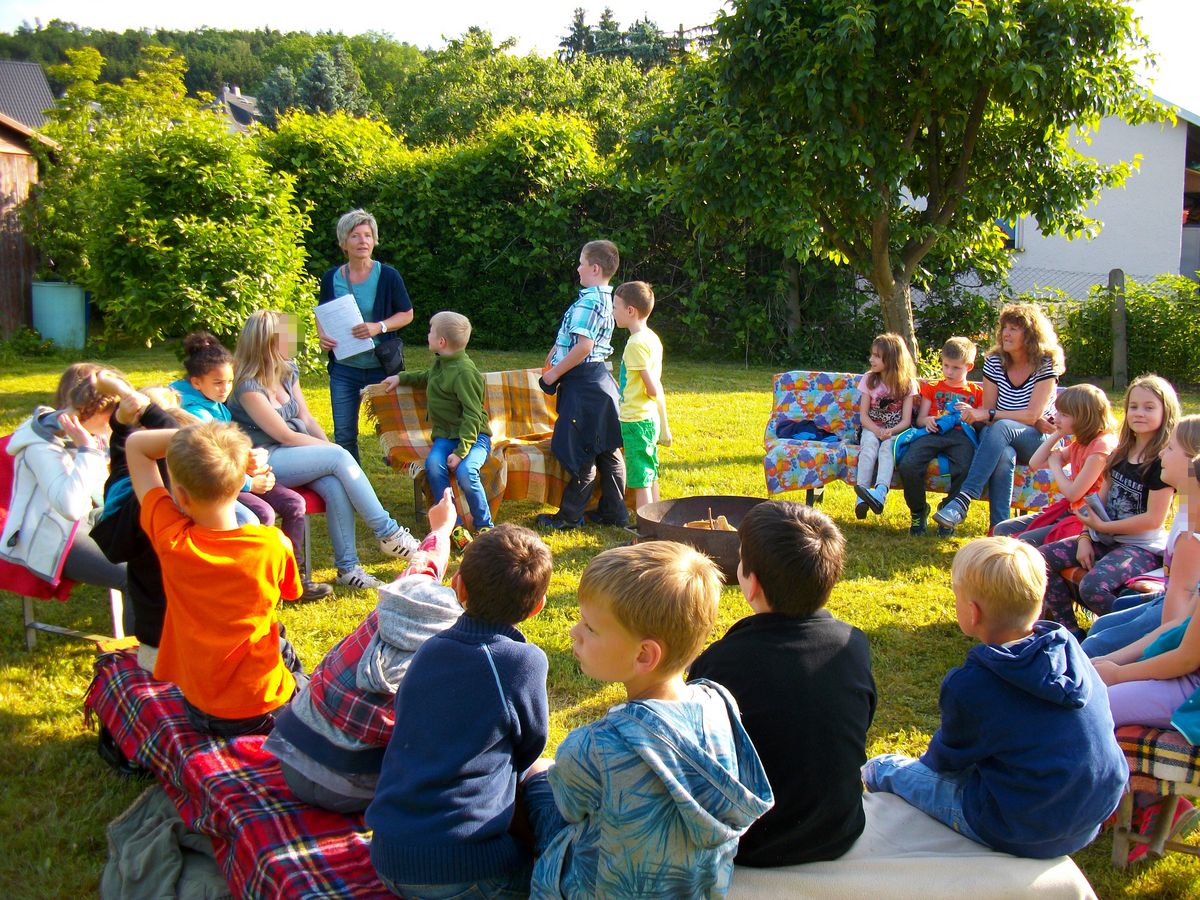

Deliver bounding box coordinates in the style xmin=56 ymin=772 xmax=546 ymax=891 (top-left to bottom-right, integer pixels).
xmin=522 ymin=541 xmax=774 ymax=897
xmin=863 ymin=536 xmax=1127 ymax=859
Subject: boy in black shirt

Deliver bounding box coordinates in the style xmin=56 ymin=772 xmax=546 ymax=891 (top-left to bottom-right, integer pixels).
xmin=689 ymin=500 xmax=876 ymax=866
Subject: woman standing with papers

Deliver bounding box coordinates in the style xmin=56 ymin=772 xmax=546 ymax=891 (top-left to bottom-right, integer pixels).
xmin=316 ymin=209 xmax=413 ymax=462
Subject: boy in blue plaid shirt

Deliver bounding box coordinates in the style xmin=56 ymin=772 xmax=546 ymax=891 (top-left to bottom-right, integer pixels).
xmin=536 ymin=240 xmax=628 ymax=529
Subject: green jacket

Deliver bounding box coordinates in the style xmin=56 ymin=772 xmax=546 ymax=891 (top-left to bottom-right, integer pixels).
xmin=393 ymin=351 xmax=490 ymax=458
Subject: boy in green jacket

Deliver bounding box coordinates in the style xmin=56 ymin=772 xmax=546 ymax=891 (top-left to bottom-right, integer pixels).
xmin=383 ymin=312 xmax=492 ymax=539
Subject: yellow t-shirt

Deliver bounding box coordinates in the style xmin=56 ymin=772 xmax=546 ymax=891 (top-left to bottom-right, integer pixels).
xmin=619 ymin=328 xmax=664 ymax=422
xmin=141 ymin=487 xmax=303 ymax=719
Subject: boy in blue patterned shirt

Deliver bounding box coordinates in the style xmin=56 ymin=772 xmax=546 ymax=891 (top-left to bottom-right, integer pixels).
xmin=521 ymin=542 xmax=774 ymax=897
xmin=536 ymin=240 xmax=628 ymax=529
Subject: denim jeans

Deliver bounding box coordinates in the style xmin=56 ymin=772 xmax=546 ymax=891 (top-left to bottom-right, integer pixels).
xmin=380 ymin=868 xmax=532 ymax=900
xmin=522 ymin=770 xmax=569 ymax=855
xmin=862 ymin=753 xmax=984 ymax=845
xmin=1081 ymin=594 xmax=1165 ymax=657
xmin=266 ymin=443 xmax=400 ymax=572
xmin=329 ymin=361 xmax=386 ymax=463
xmin=956 ymin=420 xmax=1043 ymax=528
xmin=897 ymin=428 xmax=977 ymax=514
xmin=427 ymin=435 xmax=494 ymax=530
xmin=857 ymin=431 xmax=896 ymax=491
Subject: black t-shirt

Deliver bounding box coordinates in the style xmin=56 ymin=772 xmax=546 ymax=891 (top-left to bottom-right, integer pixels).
xmin=1105 ymin=457 xmax=1167 ymax=521
xmin=688 ymin=610 xmax=876 ymax=867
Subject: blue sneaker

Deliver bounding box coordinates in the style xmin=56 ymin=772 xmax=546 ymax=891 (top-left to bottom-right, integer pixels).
xmin=855 ymin=484 xmax=886 ymax=515
xmin=535 ymin=513 xmax=584 ymax=531
xmin=910 ymin=509 xmax=929 ymax=536
xmin=933 ymin=496 xmax=969 ymax=529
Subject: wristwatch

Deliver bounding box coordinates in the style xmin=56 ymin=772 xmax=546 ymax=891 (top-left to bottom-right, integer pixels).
xmin=378 ymin=321 xmax=388 ymax=334
xmin=987 ymin=408 xmax=996 ymax=423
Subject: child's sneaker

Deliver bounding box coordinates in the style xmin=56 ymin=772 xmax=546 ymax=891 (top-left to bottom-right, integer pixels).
xmin=933 ymin=494 xmax=970 ymax=529
xmin=936 ymin=522 xmax=957 ymax=538
xmin=1128 ymin=796 xmax=1198 ymax=864
xmin=336 ymin=566 xmax=383 ymax=590
xmin=909 ymin=509 xmax=928 ymax=536
xmin=299 ymin=580 xmax=334 ymax=601
xmin=379 ymin=526 xmax=419 ymax=559
xmin=451 ymin=525 xmax=472 ymax=552
xmin=535 ymin=513 xmax=584 ymax=531
xmin=855 ymin=500 xmax=868 ymax=520
xmin=855 ymin=484 xmax=886 ymax=515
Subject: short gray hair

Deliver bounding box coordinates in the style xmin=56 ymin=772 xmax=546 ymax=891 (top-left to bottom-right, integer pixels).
xmin=336 ymin=209 xmax=379 ymax=249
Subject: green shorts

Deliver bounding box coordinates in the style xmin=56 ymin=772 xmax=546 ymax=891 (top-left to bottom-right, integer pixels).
xmin=621 ymin=418 xmax=659 ymax=489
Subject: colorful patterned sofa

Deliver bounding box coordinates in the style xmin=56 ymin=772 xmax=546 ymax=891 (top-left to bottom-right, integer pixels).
xmin=762 ymin=370 xmax=1059 ymax=511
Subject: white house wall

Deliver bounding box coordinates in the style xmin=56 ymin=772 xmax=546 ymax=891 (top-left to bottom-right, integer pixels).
xmin=1009 ymin=115 xmax=1187 ymax=297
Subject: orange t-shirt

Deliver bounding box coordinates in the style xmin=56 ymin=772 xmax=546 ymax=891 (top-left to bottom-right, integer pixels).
xmin=1064 ymin=432 xmax=1119 ymax=510
xmin=141 ymin=486 xmax=303 ymax=719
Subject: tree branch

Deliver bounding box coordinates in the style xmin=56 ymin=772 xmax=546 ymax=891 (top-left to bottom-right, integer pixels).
xmin=932 ymin=81 xmax=990 ymax=228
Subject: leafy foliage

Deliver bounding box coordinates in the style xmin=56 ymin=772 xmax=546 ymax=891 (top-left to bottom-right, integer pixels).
xmin=1043 ymin=275 xmax=1200 ymax=383
xmin=650 ymin=0 xmax=1168 ymax=355
xmin=26 ymin=46 xmax=311 ymax=345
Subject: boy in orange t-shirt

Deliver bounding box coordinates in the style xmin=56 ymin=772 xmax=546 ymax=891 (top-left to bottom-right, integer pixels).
xmin=127 ymin=422 xmax=304 ymax=736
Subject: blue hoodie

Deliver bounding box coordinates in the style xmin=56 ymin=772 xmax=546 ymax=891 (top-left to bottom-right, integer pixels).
xmin=533 ymin=679 xmax=774 ymax=898
xmin=922 ymin=621 xmax=1126 ymax=858
xmin=170 ymin=378 xmax=231 ymax=424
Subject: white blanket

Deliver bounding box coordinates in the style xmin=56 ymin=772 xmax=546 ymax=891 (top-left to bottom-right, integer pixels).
xmin=728 ymin=791 xmax=1096 ymax=899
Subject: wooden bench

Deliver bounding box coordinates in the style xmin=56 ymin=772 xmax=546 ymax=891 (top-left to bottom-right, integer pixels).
xmin=762 ymin=370 xmax=1059 ymax=511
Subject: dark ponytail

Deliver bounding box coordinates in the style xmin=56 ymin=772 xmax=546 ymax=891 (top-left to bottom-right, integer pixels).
xmin=181 ymin=331 xmax=233 ymax=379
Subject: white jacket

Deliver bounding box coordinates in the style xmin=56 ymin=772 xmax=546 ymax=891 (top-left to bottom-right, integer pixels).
xmin=0 ymin=408 xmax=108 ymax=584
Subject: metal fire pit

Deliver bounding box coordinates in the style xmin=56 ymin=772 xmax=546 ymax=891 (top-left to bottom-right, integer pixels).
xmin=636 ymin=496 xmax=766 ymax=582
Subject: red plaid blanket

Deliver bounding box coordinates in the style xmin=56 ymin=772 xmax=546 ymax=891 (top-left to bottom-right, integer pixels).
xmin=1116 ymin=724 xmax=1200 ymax=796
xmin=84 ymin=650 xmax=390 ymax=899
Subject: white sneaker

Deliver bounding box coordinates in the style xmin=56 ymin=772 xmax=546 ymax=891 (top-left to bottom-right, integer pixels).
xmin=379 ymin=527 xmax=419 ymax=559
xmin=336 ymin=566 xmax=383 ymax=590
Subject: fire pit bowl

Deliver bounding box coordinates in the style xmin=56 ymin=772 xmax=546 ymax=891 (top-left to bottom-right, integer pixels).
xmin=636 ymin=495 xmax=766 ymax=582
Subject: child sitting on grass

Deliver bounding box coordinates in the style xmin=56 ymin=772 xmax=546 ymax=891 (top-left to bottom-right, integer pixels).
xmin=126 ymin=423 xmax=305 ymax=736
xmin=367 ymin=523 xmax=552 ymax=899
xmin=264 ymin=489 xmax=462 ymax=812
xmin=522 ymin=541 xmax=774 ymax=897
xmin=863 ymin=536 xmax=1126 ymax=859
xmin=382 ymin=311 xmax=493 ymax=545
xmin=689 ymin=500 xmax=876 ymax=866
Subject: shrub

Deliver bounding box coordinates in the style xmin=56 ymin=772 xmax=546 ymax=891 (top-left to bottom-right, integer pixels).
xmin=1041 ymin=274 xmax=1200 ymax=384
xmin=84 ymin=113 xmax=313 ymax=344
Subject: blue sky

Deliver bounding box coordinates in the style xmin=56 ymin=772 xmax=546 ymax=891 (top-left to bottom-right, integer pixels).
xmin=0 ymin=1 xmax=1194 ymax=113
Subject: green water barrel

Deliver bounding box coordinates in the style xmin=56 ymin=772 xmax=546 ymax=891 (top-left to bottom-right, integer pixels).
xmin=31 ymin=281 xmax=87 ymax=349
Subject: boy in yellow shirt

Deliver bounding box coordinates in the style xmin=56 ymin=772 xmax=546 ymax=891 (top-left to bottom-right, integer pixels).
xmin=613 ymin=281 xmax=672 ymax=509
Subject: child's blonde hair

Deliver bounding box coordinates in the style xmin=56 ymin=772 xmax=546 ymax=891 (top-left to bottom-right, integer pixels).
xmin=1175 ymin=415 xmax=1200 ymax=460
xmin=1054 ymin=384 xmax=1115 ymax=448
xmin=166 ymin=422 xmax=251 ymax=503
xmin=1108 ymin=374 xmax=1180 ymax=477
xmin=429 ymin=311 xmax=472 ymax=351
xmin=952 ymin=537 xmax=1046 ymax=631
xmin=578 ymin=541 xmax=721 ymax=674
xmin=614 ymin=281 xmax=655 ymax=318
xmin=233 ymin=310 xmax=291 ymax=393
xmin=581 ymin=240 xmax=620 ymax=278
xmin=866 ymin=333 xmax=917 ymax=401
xmin=941 ymin=337 xmax=977 ymax=366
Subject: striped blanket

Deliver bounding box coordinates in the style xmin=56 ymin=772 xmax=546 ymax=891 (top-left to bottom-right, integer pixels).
xmin=84 ymin=650 xmax=390 ymax=899
xmin=365 ymin=368 xmax=574 ymax=520
xmin=1116 ymin=724 xmax=1200 ymax=795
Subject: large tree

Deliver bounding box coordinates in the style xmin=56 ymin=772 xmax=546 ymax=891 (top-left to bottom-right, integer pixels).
xmin=653 ymin=0 xmax=1164 ymax=355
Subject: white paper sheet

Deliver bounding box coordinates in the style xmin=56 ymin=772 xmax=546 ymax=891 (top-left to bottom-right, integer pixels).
xmin=314 ymin=294 xmax=376 ymax=360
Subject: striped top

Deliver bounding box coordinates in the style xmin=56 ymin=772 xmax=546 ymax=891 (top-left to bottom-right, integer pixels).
xmin=982 ymin=354 xmax=1060 ymax=413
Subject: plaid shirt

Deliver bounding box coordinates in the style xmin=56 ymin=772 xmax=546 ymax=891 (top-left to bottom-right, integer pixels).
xmin=307 ymin=539 xmax=444 ymax=748
xmin=549 ymin=286 xmax=614 ymax=366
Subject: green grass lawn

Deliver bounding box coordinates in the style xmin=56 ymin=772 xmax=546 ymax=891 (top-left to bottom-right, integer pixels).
xmin=1 ymin=344 xmax=1199 ymax=898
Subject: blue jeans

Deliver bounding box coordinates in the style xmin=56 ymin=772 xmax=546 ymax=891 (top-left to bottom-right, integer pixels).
xmin=522 ymin=770 xmax=569 ymax=854
xmin=862 ymin=754 xmax=984 ymax=845
xmin=957 ymin=420 xmax=1043 ymax=528
xmin=426 ymin=435 xmax=493 ymax=530
xmin=380 ymin=868 xmax=531 ymax=899
xmin=266 ymin=443 xmax=400 ymax=572
xmin=1081 ymin=593 xmax=1165 ymax=657
xmin=329 ymin=361 xmax=386 ymax=463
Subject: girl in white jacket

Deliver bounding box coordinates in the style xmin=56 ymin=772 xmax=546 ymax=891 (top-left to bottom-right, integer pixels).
xmin=1 ymin=363 xmax=127 ymax=593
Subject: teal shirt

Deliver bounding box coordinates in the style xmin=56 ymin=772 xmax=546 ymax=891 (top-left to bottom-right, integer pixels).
xmin=333 ymin=262 xmax=382 ymax=369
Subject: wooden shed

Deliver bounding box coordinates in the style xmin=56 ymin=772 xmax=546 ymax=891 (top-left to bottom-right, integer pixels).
xmin=0 ymin=110 xmax=55 ymax=338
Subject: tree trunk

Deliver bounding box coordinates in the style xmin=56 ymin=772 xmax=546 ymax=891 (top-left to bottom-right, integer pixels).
xmin=783 ymin=256 xmax=802 ymax=348
xmin=878 ymin=277 xmax=919 ymax=361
